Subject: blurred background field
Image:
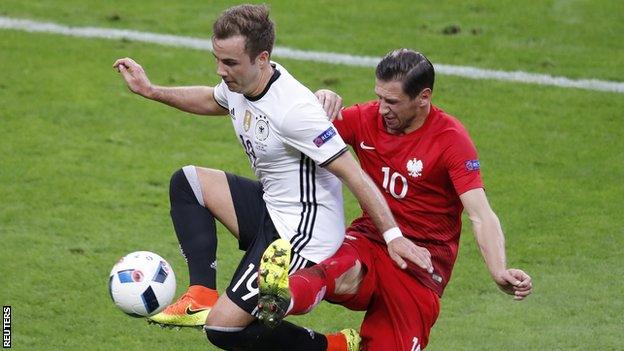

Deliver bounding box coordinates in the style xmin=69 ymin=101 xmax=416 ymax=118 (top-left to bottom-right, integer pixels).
xmin=1 ymin=1 xmax=622 ymax=350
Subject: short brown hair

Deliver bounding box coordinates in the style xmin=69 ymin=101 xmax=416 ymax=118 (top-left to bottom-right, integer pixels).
xmin=376 ymin=49 xmax=435 ymax=99
xmin=213 ymin=4 xmax=275 ymax=60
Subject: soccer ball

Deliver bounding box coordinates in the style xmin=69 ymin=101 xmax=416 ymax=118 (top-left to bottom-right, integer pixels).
xmin=108 ymin=251 xmax=176 ymax=317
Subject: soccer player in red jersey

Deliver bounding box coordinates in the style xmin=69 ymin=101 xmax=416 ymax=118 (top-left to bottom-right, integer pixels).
xmin=258 ymin=49 xmax=533 ymax=350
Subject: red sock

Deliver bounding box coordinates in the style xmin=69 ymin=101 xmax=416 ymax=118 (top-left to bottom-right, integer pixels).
xmin=288 ymin=265 xmax=332 ymax=315
xmin=325 ymin=332 xmax=348 ymax=351
xmin=289 ymin=246 xmax=359 ymax=315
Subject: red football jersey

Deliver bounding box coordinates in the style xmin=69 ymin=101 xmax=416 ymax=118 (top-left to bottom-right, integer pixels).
xmin=334 ymin=101 xmax=484 ymax=296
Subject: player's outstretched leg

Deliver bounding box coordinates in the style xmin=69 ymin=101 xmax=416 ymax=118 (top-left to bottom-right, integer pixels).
xmin=257 ymin=239 xmax=291 ymax=329
xmin=148 ymin=167 xmax=220 ymax=328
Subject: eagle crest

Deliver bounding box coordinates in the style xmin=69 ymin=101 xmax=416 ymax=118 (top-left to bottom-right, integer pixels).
xmin=407 ymin=158 xmax=423 ymax=178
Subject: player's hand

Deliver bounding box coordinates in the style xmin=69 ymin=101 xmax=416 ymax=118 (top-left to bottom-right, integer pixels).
xmin=314 ymin=89 xmax=343 ymax=121
xmin=387 ymin=236 xmax=433 ymax=272
xmin=494 ymin=268 xmax=532 ymax=300
xmin=113 ymin=57 xmax=154 ymax=98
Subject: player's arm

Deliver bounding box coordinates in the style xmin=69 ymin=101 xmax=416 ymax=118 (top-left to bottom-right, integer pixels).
xmin=460 ymin=188 xmax=533 ymax=300
xmin=324 ymin=152 xmax=433 ymax=272
xmin=113 ymin=57 xmax=228 ymax=116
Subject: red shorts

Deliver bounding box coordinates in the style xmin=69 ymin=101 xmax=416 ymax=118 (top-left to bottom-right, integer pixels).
xmin=326 ymin=233 xmax=440 ymax=350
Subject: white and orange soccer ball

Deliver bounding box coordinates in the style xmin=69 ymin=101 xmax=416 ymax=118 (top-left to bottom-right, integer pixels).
xmin=108 ymin=251 xmax=176 ymax=317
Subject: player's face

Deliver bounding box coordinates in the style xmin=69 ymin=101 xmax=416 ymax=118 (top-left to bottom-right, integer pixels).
xmin=375 ymin=79 xmax=429 ymax=134
xmin=212 ymin=35 xmax=262 ymax=95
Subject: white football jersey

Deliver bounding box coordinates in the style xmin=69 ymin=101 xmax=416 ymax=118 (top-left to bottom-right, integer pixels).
xmin=213 ymin=62 xmax=347 ymax=263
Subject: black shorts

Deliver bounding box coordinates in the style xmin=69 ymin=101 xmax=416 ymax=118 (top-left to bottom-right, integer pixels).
xmin=225 ymin=173 xmax=313 ymax=315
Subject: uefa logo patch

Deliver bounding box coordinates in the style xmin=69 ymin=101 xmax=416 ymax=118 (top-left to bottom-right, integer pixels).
xmin=465 ymin=160 xmax=480 ymax=171
xmin=313 ymin=127 xmax=337 ymax=147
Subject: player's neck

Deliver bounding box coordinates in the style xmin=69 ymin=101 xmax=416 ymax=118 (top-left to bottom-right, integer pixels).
xmin=246 ymin=65 xmax=275 ymax=98
xmin=402 ymin=104 xmax=431 ymax=134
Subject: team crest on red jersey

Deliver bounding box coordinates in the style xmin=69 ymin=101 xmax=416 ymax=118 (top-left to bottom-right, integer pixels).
xmin=407 ymin=158 xmax=423 ymax=178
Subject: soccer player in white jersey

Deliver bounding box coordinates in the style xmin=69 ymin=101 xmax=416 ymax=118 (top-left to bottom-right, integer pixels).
xmin=113 ymin=4 xmax=431 ymax=351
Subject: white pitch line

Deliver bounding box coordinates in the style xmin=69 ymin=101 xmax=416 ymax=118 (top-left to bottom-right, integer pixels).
xmin=2 ymin=16 xmax=623 ymax=94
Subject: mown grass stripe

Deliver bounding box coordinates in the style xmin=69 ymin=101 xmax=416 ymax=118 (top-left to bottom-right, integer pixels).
xmin=1 ymin=16 xmax=622 ymax=94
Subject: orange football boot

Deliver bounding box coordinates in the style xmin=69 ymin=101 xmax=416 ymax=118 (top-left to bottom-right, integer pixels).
xmin=148 ymin=285 xmax=218 ymax=327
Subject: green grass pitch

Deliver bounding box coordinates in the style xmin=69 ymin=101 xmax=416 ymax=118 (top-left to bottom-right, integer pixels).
xmin=1 ymin=1 xmax=622 ymax=350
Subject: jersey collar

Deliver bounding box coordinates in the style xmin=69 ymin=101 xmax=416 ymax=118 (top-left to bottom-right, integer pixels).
xmin=244 ymin=64 xmax=281 ymax=101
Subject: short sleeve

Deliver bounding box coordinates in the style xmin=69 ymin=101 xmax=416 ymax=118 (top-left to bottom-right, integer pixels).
xmin=332 ymin=104 xmax=360 ymax=146
xmin=213 ymin=81 xmax=229 ymax=110
xmin=442 ymin=128 xmax=484 ymax=195
xmin=280 ymin=102 xmax=348 ymax=167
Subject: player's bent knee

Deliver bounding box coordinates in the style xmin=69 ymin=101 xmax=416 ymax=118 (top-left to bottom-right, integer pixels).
xmin=334 ymin=259 xmax=364 ymax=295
xmin=194 ymin=167 xmax=230 ymax=203
xmin=169 ymin=167 xmax=187 ymax=191
xmin=169 ymin=167 xmax=203 ymax=206
xmin=195 ymin=166 xmax=226 ymax=185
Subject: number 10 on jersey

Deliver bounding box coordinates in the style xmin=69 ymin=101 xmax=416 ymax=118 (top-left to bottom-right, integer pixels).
xmin=381 ymin=167 xmax=408 ymax=199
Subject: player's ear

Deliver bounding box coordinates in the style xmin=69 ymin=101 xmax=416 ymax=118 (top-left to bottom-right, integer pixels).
xmin=418 ymin=88 xmax=432 ymax=107
xmin=255 ymin=50 xmax=270 ymax=67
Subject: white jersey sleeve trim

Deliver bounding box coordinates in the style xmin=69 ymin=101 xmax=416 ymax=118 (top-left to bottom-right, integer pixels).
xmin=318 ymin=146 xmax=348 ymax=167
xmin=213 ymin=81 xmax=229 ymax=110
